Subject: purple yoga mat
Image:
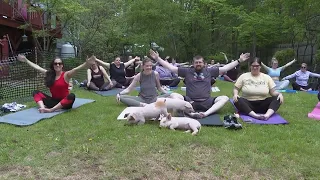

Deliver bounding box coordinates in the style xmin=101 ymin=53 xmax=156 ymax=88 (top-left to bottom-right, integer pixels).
xmin=229 ymin=99 xmax=288 ymax=125
xmin=307 ymin=102 xmax=320 ymax=120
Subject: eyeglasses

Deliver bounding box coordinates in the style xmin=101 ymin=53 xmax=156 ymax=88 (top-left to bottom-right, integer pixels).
xmin=301 ymin=66 xmax=306 ymax=69
xmin=54 ymin=62 xmax=63 ymax=66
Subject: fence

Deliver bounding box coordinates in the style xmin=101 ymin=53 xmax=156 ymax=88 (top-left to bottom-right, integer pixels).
xmin=0 ymin=51 xmax=88 ymax=104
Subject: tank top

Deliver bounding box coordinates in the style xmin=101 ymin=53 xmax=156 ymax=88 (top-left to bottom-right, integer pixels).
xmin=91 ymin=66 xmax=104 ymax=87
xmin=50 ymin=72 xmax=69 ymax=100
xmin=110 ymin=63 xmax=126 ymax=84
xmin=139 ymin=71 xmax=158 ymax=103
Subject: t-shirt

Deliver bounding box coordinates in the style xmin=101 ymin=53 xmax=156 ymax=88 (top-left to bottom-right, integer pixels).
xmin=235 ymin=72 xmax=276 ymax=101
xmin=178 ymin=67 xmax=219 ymax=100
xmin=110 ymin=63 xmax=126 ymax=85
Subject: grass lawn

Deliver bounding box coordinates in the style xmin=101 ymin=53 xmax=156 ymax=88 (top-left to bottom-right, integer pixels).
xmin=0 ymin=80 xmax=320 ymax=179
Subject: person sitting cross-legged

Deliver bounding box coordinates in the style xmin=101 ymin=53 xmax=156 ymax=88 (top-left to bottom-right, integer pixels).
xmin=84 ymin=61 xmax=117 ymax=91
xmin=233 ymin=57 xmax=284 ymax=120
xmin=155 ymin=62 xmax=180 ymax=87
xmin=17 ymin=54 xmax=95 ymax=113
xmin=116 ymin=58 xmax=171 ymax=107
xmin=149 ymin=49 xmax=250 ymax=119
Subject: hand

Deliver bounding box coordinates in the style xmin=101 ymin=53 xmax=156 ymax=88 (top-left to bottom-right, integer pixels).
xmin=277 ymin=93 xmax=284 ymax=104
xmin=293 ymin=58 xmax=297 ymax=62
xmin=116 ymin=93 xmax=121 ymax=103
xmin=86 ymin=55 xmax=96 ymax=66
xmin=17 ymin=54 xmax=27 ymax=62
xmin=233 ymin=95 xmax=239 ymax=103
xmin=239 ymin=53 xmax=250 ymax=62
xmin=110 ymin=81 xmax=114 ymax=87
xmin=86 ymin=81 xmax=90 ymax=87
xmin=220 ymin=52 xmax=226 ymax=55
xmin=149 ymin=49 xmax=159 ymax=60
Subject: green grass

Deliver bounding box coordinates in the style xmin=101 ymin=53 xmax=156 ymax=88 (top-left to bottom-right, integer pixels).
xmin=0 ymin=81 xmax=320 ymax=179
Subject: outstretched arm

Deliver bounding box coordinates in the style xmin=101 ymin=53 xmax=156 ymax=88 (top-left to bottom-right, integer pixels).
xmin=17 ymin=54 xmax=46 ymax=74
xmin=220 ymin=52 xmax=229 ymax=63
xmin=124 ymin=56 xmax=140 ymax=68
xmin=219 ymin=53 xmax=250 ymax=73
xmin=119 ymin=73 xmax=140 ymax=95
xmin=65 ymin=56 xmax=95 ymax=80
xmin=282 ymin=72 xmax=296 ymax=80
xmin=309 ymin=72 xmax=320 ymax=78
xmin=95 ymin=57 xmax=110 ymax=69
xmin=261 ymin=62 xmax=270 ymax=71
xmin=86 ymin=69 xmax=92 ymax=87
xmin=155 ymin=71 xmax=168 ymax=94
xmin=280 ymin=59 xmax=297 ymax=71
xmin=150 ymin=50 xmax=178 ymax=74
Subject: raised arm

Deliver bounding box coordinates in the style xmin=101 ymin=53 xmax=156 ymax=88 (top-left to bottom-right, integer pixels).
xmin=65 ymin=56 xmax=95 ymax=80
xmin=155 ymin=71 xmax=168 ymax=94
xmin=150 ymin=50 xmax=178 ymax=74
xmin=17 ymin=54 xmax=46 ymax=74
xmin=280 ymin=59 xmax=297 ymax=71
xmin=118 ymin=73 xmax=140 ymax=95
xmin=100 ymin=66 xmax=113 ymax=85
xmin=261 ymin=62 xmax=270 ymax=71
xmin=219 ymin=53 xmax=250 ymax=73
xmin=95 ymin=57 xmax=110 ymax=69
xmin=220 ymin=52 xmax=229 ymax=63
xmin=124 ymin=56 xmax=140 ymax=68
xmin=86 ymin=69 xmax=92 ymax=87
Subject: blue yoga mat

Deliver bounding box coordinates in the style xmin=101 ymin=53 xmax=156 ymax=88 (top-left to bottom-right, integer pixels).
xmin=307 ymin=90 xmax=319 ymax=94
xmin=276 ymin=89 xmax=297 ymax=93
xmin=94 ymin=88 xmax=122 ymax=96
xmin=0 ymin=98 xmax=95 ymax=126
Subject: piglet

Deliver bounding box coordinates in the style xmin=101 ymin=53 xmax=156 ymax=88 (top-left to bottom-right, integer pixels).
xmin=126 ymin=99 xmax=168 ymax=125
xmin=159 ymin=113 xmax=201 ymax=135
xmin=157 ymin=97 xmax=194 ymax=114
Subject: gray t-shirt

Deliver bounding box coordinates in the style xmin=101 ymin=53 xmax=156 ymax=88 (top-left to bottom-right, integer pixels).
xmin=139 ymin=71 xmax=158 ymax=103
xmin=178 ymin=67 xmax=219 ymax=100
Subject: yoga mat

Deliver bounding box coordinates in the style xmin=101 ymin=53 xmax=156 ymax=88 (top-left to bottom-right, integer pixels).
xmin=198 ymin=114 xmax=223 ymax=126
xmin=117 ymin=107 xmax=141 ymax=120
xmin=307 ymin=90 xmax=319 ymax=94
xmin=181 ymin=87 xmax=220 ymax=92
xmin=229 ymin=99 xmax=288 ymax=125
xmin=308 ymin=102 xmax=320 ymax=120
xmin=276 ymin=89 xmax=297 ymax=93
xmin=0 ymin=98 xmax=95 ymax=126
xmin=94 ymin=88 xmax=122 ymax=96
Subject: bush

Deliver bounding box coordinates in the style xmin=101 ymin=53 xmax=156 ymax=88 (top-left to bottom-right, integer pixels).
xmin=273 ymin=49 xmax=295 ymax=65
xmin=206 ymin=53 xmax=229 ymax=64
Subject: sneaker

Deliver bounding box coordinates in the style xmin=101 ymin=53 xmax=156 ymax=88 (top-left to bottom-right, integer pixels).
xmin=223 ymin=114 xmax=242 ymax=130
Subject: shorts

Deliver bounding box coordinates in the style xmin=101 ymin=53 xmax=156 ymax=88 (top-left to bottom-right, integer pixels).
xmin=183 ymin=96 xmax=217 ymax=112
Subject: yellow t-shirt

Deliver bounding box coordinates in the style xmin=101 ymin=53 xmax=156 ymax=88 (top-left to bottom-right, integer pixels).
xmin=235 ymin=72 xmax=276 ymax=101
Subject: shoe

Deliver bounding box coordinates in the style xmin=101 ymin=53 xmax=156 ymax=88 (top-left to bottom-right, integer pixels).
xmin=223 ymin=114 xmax=242 ymax=130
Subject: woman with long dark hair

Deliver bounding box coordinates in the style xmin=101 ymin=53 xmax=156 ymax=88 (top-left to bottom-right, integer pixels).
xmin=17 ymin=54 xmax=95 ymax=113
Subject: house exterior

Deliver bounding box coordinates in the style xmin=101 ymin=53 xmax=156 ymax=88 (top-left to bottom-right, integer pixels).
xmin=0 ymin=0 xmax=62 ymax=61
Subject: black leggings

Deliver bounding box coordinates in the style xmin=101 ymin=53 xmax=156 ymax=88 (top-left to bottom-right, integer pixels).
xmin=115 ymin=78 xmax=133 ymax=88
xmin=292 ymin=82 xmax=311 ymax=91
xmin=32 ymin=90 xmax=75 ymax=109
xmin=84 ymin=80 xmax=116 ymax=91
xmin=234 ymin=96 xmax=281 ymax=115
xmin=160 ymin=78 xmax=180 ymax=87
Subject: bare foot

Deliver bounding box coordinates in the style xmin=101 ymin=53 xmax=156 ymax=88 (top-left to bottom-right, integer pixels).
xmin=189 ymin=112 xmax=205 ymax=119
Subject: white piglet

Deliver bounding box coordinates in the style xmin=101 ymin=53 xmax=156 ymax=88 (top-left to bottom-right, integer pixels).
xmin=126 ymin=99 xmax=168 ymax=125
xmin=157 ymin=97 xmax=194 ymax=114
xmin=159 ymin=113 xmax=201 ymax=135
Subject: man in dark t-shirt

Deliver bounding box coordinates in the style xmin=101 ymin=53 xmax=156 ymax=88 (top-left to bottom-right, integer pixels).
xmin=150 ymin=50 xmax=250 ymax=119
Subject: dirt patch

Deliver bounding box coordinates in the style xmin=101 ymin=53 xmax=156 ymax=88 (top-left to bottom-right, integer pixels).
xmin=0 ymin=166 xmax=38 ymax=179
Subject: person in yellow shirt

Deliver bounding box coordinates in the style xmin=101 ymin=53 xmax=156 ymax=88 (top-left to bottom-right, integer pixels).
xmin=233 ymin=58 xmax=284 ymax=120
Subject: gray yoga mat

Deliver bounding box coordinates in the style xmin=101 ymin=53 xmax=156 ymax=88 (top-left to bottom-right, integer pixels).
xmin=0 ymin=98 xmax=95 ymax=126
xmin=198 ymin=114 xmax=223 ymax=126
xmin=94 ymin=88 xmax=122 ymax=96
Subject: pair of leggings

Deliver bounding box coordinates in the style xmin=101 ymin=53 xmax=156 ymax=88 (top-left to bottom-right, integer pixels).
xmin=274 ymin=80 xmax=290 ymax=90
xmin=115 ymin=78 xmax=133 ymax=88
xmin=160 ymin=78 xmax=180 ymax=87
xmin=84 ymin=80 xmax=117 ymax=91
xmin=120 ymin=93 xmax=171 ymax=107
xmin=32 ymin=90 xmax=75 ymax=109
xmin=234 ymin=96 xmax=281 ymax=115
xmin=292 ymin=82 xmax=311 ymax=91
